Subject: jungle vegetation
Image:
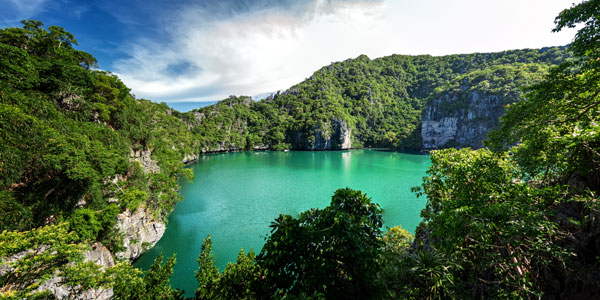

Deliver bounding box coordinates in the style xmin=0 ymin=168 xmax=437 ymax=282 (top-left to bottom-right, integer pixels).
xmin=193 ymin=1 xmax=600 ymax=298
xmin=1 ymin=0 xmax=599 ymax=299
xmin=185 ymin=47 xmax=567 ymax=151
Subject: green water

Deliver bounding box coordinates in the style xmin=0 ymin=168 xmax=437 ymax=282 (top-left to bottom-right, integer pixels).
xmin=134 ymin=150 xmax=430 ymax=296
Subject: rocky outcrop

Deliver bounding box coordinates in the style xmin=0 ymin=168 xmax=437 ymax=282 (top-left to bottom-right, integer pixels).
xmin=115 ymin=208 xmax=166 ymax=261
xmin=36 ymin=242 xmax=115 ymax=299
xmin=200 ymin=142 xmax=242 ymax=153
xmin=84 ymin=242 xmax=115 ymax=269
xmin=339 ymin=119 xmax=352 ymax=149
xmin=33 ymin=156 xmax=167 ymax=298
xmin=421 ymin=91 xmax=505 ymax=149
xmin=0 ymin=243 xmax=116 ymax=299
xmin=182 ymin=153 xmax=199 ymax=164
xmin=131 ymin=148 xmax=160 ymax=173
xmin=295 ymin=118 xmax=352 ymax=150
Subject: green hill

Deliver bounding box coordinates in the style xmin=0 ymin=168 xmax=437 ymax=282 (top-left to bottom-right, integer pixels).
xmin=2 ymin=1 xmax=599 ymax=297
xmin=185 ymin=48 xmax=568 ymax=152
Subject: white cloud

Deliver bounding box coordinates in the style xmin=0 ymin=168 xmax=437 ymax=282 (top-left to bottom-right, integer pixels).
xmin=8 ymin=0 xmax=49 ymax=15
xmin=1 ymin=0 xmax=50 ymax=23
xmin=113 ymin=0 xmax=578 ymax=103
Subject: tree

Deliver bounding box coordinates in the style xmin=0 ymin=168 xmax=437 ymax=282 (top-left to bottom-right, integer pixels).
xmin=417 ymin=149 xmax=572 ymax=298
xmin=487 ymin=0 xmax=600 ymax=189
xmin=195 ymin=235 xmax=219 ymax=299
xmin=112 ymin=253 xmax=183 ymax=300
xmin=0 ymin=223 xmax=87 ymax=299
xmin=478 ymin=0 xmax=600 ymax=295
xmin=553 ymin=0 xmax=600 ymax=58
xmin=257 ymin=188 xmax=384 ymax=299
xmin=196 ymin=235 xmax=264 ymax=300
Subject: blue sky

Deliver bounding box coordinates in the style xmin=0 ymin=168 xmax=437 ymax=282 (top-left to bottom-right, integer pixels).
xmin=0 ymin=0 xmax=579 ymax=103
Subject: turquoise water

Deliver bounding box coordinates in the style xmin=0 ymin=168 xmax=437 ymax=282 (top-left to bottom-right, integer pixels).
xmin=134 ymin=150 xmax=430 ymax=296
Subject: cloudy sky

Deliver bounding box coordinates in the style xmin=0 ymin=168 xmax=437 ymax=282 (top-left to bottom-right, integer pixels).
xmin=0 ymin=0 xmax=579 ymax=103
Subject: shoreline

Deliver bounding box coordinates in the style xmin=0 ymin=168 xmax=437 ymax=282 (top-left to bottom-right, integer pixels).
xmin=183 ymin=147 xmax=427 ymax=165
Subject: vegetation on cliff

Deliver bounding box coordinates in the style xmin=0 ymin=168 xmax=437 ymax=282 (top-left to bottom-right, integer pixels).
xmin=185 ymin=48 xmax=567 ymax=152
xmin=0 ymin=20 xmax=191 ymax=298
xmin=1 ymin=0 xmax=598 ymax=298
xmin=414 ymin=1 xmax=600 ymax=297
xmin=193 ymin=1 xmax=600 ymax=299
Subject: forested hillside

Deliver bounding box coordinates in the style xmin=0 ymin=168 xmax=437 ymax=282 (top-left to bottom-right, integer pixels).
xmin=191 ymin=2 xmax=600 ymax=299
xmin=185 ymin=47 xmax=568 ymax=152
xmin=1 ymin=0 xmax=598 ymax=298
xmin=0 ymin=20 xmax=193 ymax=298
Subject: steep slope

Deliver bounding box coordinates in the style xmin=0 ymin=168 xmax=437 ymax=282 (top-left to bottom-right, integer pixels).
xmin=421 ymin=63 xmax=550 ymax=149
xmin=0 ymin=21 xmax=193 ymax=298
xmin=0 ymin=20 xmax=572 ymax=300
xmin=185 ymin=47 xmax=568 ymax=152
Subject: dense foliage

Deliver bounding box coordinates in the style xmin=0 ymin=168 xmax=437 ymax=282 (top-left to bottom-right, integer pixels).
xmin=0 ymin=21 xmax=189 ymax=297
xmin=411 ymin=1 xmax=600 ymax=297
xmin=195 ymin=188 xmax=401 ymax=300
xmin=1 ymin=0 xmax=597 ymax=298
xmin=192 ymin=1 xmax=600 ymax=299
xmin=417 ymin=149 xmax=572 ymax=298
xmin=0 ymin=222 xmax=183 ymax=299
xmin=184 ymin=49 xmax=567 ymax=151
xmin=0 ymin=19 xmax=195 ymax=238
xmin=258 ymin=188 xmax=384 ymax=299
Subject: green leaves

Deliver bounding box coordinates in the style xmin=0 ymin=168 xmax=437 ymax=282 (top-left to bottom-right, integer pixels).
xmin=112 ymin=253 xmax=183 ymax=300
xmin=196 ymin=235 xmax=264 ymax=300
xmin=68 ymin=208 xmax=103 ymax=241
xmin=0 ymin=43 xmax=36 ymax=89
xmin=0 ymin=20 xmax=196 ymax=232
xmin=0 ymin=21 xmax=199 ymax=300
xmin=553 ymin=0 xmax=600 ymax=58
xmin=0 ymin=223 xmax=87 ymax=298
xmin=67 ymin=204 xmax=119 ymax=242
xmin=419 ymin=148 xmax=573 ymax=298
xmin=258 ymin=188 xmax=384 ymax=299
xmin=118 ymin=188 xmax=148 ymax=211
xmin=196 ymin=235 xmax=219 ymax=299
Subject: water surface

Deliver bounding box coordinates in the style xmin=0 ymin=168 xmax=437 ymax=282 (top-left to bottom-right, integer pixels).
xmin=134 ymin=150 xmax=430 ymax=295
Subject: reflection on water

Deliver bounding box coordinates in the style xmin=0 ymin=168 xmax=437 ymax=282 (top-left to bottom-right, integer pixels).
xmin=342 ymin=151 xmax=351 ymax=171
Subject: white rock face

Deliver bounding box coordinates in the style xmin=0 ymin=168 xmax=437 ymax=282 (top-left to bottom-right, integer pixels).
xmin=340 ymin=127 xmax=352 ymax=150
xmin=13 ymin=243 xmax=116 ymax=299
xmin=300 ymin=118 xmax=352 ymax=150
xmin=115 ymin=208 xmax=166 ymax=261
xmin=131 ymin=148 xmax=160 ymax=173
xmin=421 ymin=91 xmax=505 ymax=149
xmin=182 ymin=153 xmax=198 ymax=164
xmin=200 ymin=141 xmax=241 ymax=153
xmin=84 ymin=242 xmax=115 ymax=269
xmin=421 ymin=117 xmax=458 ymax=149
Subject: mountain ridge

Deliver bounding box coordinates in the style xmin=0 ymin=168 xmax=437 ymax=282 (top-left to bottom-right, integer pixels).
xmin=0 ymin=18 xmax=583 ymax=299
xmin=183 ymin=46 xmax=568 ymax=153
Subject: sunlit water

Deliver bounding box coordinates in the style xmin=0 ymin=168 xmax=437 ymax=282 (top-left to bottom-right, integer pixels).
xmin=134 ymin=150 xmax=430 ymax=296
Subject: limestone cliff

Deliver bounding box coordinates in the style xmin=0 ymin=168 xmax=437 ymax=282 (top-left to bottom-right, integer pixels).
xmin=32 ymin=147 xmax=169 ymax=298
xmin=115 ymin=208 xmax=166 ymax=261
xmin=1 ymin=243 xmax=116 ymax=300
xmin=131 ymin=148 xmax=161 ymax=173
xmin=420 ymin=64 xmax=543 ymax=150
xmin=421 ymin=91 xmax=506 ymax=149
xmin=182 ymin=153 xmax=199 ymax=164
xmin=186 ymin=96 xmax=353 ymax=151
xmin=294 ymin=118 xmax=352 ymax=150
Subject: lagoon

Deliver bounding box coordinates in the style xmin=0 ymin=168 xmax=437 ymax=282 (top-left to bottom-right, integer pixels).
xmin=134 ymin=150 xmax=430 ymax=296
